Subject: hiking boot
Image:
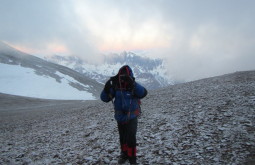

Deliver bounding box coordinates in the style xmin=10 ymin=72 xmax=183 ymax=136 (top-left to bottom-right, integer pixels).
xmin=128 ymin=157 xmax=137 ymax=165
xmin=118 ymin=152 xmax=128 ymax=164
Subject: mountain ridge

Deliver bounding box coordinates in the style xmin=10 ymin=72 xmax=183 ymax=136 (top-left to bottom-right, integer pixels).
xmin=44 ymin=51 xmax=173 ymax=89
xmin=0 ymin=41 xmax=103 ymax=100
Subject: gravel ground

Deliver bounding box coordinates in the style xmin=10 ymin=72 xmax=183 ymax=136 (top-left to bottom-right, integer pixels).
xmin=0 ymin=71 xmax=255 ymax=165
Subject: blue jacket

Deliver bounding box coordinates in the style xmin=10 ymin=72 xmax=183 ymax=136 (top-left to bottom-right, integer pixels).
xmin=101 ymin=82 xmax=147 ymax=122
xmin=100 ymin=65 xmax=147 ymax=122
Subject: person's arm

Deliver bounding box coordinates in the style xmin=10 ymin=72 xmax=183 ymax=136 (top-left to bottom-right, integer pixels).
xmin=133 ymin=82 xmax=147 ymax=99
xmin=100 ymin=79 xmax=115 ymax=102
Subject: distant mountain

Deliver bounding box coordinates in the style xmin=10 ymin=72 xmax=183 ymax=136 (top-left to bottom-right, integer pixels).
xmin=0 ymin=42 xmax=103 ymax=100
xmin=45 ymin=52 xmax=173 ymax=89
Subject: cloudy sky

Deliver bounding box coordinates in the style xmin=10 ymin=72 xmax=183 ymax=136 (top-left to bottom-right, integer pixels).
xmin=0 ymin=0 xmax=255 ymax=81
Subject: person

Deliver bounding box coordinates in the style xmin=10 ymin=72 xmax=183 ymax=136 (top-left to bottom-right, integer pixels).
xmin=100 ymin=65 xmax=147 ymax=164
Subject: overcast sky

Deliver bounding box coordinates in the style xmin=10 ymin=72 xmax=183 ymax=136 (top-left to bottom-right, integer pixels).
xmin=0 ymin=0 xmax=255 ymax=81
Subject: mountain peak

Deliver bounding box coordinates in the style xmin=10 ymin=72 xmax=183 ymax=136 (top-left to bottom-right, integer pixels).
xmin=45 ymin=53 xmax=173 ymax=89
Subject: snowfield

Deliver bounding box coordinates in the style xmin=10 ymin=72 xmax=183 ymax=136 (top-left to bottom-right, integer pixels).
xmin=0 ymin=63 xmax=96 ymax=100
xmin=0 ymin=71 xmax=255 ymax=164
xmin=0 ymin=41 xmax=103 ymax=100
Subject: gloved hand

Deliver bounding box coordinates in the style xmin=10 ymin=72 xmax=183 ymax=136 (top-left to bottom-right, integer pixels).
xmin=104 ymin=79 xmax=112 ymax=94
xmin=125 ymin=75 xmax=135 ymax=90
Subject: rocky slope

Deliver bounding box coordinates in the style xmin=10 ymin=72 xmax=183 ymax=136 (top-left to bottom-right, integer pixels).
xmin=0 ymin=70 xmax=254 ymax=164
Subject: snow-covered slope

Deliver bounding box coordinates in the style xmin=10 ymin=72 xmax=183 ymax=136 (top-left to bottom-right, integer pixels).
xmin=0 ymin=42 xmax=103 ymax=100
xmin=45 ymin=52 xmax=173 ymax=89
xmin=0 ymin=63 xmax=95 ymax=100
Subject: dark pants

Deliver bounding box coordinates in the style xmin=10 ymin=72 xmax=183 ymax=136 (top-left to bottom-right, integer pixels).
xmin=117 ymin=117 xmax=138 ymax=158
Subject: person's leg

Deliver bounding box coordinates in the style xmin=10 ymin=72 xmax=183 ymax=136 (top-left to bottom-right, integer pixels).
xmin=126 ymin=118 xmax=138 ymax=164
xmin=117 ymin=122 xmax=128 ymax=163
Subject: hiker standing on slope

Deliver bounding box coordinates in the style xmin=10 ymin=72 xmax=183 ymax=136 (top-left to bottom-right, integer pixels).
xmin=100 ymin=65 xmax=147 ymax=165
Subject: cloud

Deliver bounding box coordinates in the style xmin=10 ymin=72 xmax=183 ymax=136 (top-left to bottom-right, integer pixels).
xmin=157 ymin=22 xmax=255 ymax=81
xmin=0 ymin=0 xmax=101 ymax=62
xmin=72 ymin=0 xmax=174 ymax=52
xmin=0 ymin=0 xmax=255 ymax=80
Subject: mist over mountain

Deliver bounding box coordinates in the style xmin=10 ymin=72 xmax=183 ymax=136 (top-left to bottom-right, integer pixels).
xmin=45 ymin=51 xmax=173 ymax=90
xmin=0 ymin=42 xmax=102 ymax=100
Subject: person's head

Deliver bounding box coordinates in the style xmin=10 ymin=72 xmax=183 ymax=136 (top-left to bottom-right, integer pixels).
xmin=116 ymin=65 xmax=135 ymax=89
xmin=118 ymin=65 xmax=134 ymax=78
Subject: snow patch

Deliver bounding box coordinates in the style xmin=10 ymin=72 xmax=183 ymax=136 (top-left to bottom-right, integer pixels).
xmin=0 ymin=63 xmax=95 ymax=100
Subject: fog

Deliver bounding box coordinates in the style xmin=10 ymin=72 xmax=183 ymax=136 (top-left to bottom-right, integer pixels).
xmin=1 ymin=0 xmax=255 ymax=81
